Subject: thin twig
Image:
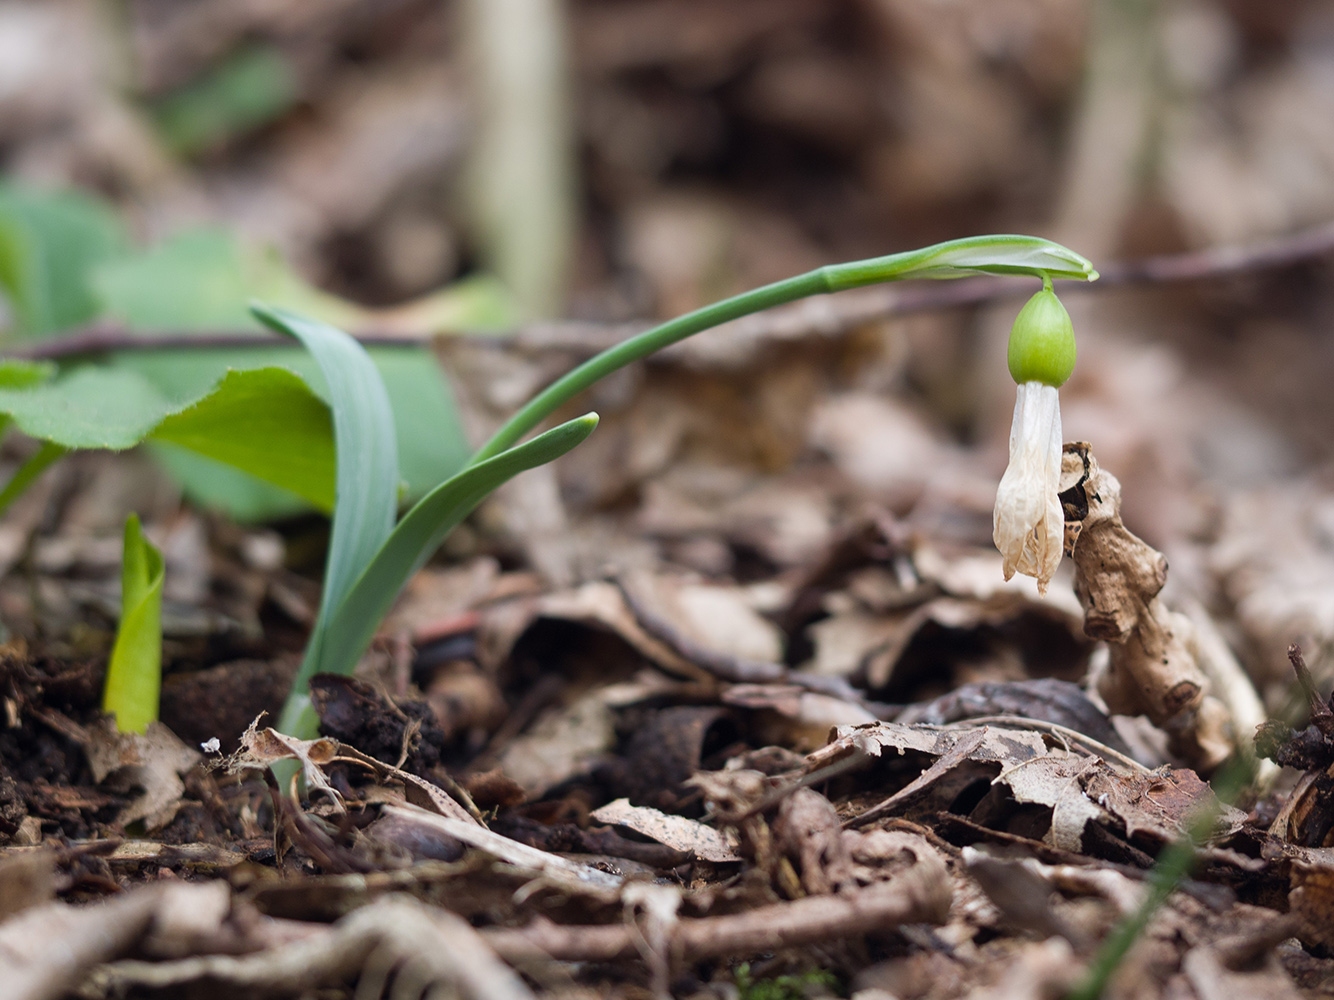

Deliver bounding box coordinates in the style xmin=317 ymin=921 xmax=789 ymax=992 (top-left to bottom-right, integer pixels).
xmin=8 ymin=221 xmax=1334 ymax=363
xmin=482 ymin=863 xmax=949 ymax=964
xmin=1288 ymin=643 xmax=1334 ymax=742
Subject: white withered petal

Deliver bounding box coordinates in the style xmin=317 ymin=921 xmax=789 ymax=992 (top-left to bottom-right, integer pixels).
xmin=993 ymin=380 xmax=1063 ymax=594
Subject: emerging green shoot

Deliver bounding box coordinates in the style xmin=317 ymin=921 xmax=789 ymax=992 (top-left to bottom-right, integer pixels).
xmin=102 ymin=514 xmax=165 ymax=734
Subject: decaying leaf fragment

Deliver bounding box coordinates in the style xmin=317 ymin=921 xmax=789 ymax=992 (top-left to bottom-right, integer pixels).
xmin=86 ymin=718 xmax=200 ymax=831
xmin=1064 ymin=445 xmax=1235 ymax=770
xmin=223 ymin=716 xmax=343 ymax=805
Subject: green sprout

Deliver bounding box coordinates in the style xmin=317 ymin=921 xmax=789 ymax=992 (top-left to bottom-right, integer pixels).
xmin=261 ymin=234 xmax=1097 ymax=744
xmin=102 ymin=514 xmax=165 ymax=734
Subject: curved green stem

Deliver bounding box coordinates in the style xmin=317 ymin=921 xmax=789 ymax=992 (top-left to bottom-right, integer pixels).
xmin=470 ymin=234 xmax=1096 ymax=465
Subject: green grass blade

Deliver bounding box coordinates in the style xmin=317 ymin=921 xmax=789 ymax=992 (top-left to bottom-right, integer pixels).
xmin=102 ymin=515 xmax=165 ymax=734
xmin=275 ymin=413 xmax=598 ymax=738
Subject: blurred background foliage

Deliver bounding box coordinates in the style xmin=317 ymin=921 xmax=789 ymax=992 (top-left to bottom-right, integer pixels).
xmin=0 ymin=0 xmax=1331 ymax=524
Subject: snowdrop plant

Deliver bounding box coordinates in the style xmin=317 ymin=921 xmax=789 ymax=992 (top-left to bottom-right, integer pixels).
xmin=993 ymin=275 xmax=1077 ymax=594
xmin=256 ymin=235 xmax=1095 ymax=745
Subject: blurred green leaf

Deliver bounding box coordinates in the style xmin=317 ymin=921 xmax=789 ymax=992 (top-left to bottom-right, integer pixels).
xmin=152 ymin=46 xmax=297 ymax=157
xmin=102 ymin=514 xmax=165 ymax=734
xmin=0 ymin=367 xmax=175 ymax=449
xmin=148 ymin=445 xmax=313 ymax=522
xmin=93 ymin=229 xmax=254 ymax=331
xmin=0 ymin=186 xmax=126 ymax=336
xmin=366 ymin=349 xmax=470 ymax=500
xmin=0 ymin=359 xmax=55 ymax=388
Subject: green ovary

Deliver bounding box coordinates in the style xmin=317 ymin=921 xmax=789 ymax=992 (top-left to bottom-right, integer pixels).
xmin=1007 ymin=279 xmax=1076 ymax=387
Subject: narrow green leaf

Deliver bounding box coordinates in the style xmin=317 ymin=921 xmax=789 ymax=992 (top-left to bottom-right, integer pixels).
xmin=250 ymin=304 xmax=399 ymax=667
xmin=276 ymin=413 xmax=598 ymax=738
xmin=0 ymin=441 xmax=66 ymax=517
xmin=151 ymin=368 xmax=335 ymax=512
xmin=102 ymin=514 xmax=165 ymax=734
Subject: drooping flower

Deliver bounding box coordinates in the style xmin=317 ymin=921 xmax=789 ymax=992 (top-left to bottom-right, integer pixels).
xmin=993 ymin=277 xmax=1075 ymax=594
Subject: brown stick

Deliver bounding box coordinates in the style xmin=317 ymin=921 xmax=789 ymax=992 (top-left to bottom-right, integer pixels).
xmin=10 ymin=221 xmax=1334 ymax=363
xmin=481 ymin=865 xmax=949 ymax=964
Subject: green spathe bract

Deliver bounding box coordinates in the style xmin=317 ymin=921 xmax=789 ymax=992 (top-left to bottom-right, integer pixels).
xmin=1007 ymin=276 xmax=1076 ymax=387
xmin=102 ymin=515 xmax=165 ymax=734
xmin=263 ymin=233 xmax=1096 ymax=745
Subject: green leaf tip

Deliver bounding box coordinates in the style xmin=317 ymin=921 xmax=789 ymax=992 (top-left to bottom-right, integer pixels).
xmin=906 ymin=234 xmax=1098 ymax=282
xmin=1008 ymin=276 xmax=1076 ymax=387
xmin=102 ymin=514 xmax=165 ymax=734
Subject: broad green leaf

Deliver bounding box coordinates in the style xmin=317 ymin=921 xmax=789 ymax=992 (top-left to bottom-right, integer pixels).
xmin=0 ymin=367 xmax=175 ymax=449
xmin=250 ymin=305 xmax=398 ymax=669
xmin=152 ymin=367 xmax=335 ymax=511
xmin=152 ymin=46 xmax=297 ymax=157
xmin=0 ymin=365 xmax=335 ymax=507
xmin=103 ymin=514 xmax=165 ymax=734
xmin=368 ymin=350 xmax=470 ymax=498
xmin=115 ymin=346 xmax=467 ymax=499
xmin=276 ymin=413 xmax=598 ymax=738
xmin=0 ymin=186 xmax=126 ymax=337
